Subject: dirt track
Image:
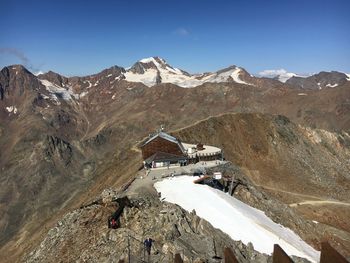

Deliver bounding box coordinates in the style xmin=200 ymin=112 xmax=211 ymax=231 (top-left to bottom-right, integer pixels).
xmin=289 ymin=200 xmax=350 ymax=207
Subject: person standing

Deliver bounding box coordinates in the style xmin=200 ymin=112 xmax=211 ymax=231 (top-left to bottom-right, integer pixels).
xmin=144 ymin=238 xmax=153 ymax=258
xmin=143 ymin=238 xmax=150 ymax=262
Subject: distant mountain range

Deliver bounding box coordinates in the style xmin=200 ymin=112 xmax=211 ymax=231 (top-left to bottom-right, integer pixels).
xmin=20 ymin=56 xmax=350 ymax=91
xmin=0 ymin=57 xmax=350 ymax=262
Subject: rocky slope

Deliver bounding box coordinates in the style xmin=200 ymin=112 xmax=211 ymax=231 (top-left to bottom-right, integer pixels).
xmin=18 ymin=113 xmax=350 ymax=262
xmin=23 ymin=190 xmax=271 ymax=263
xmin=173 ymin=113 xmax=350 ymax=257
xmin=286 ymin=71 xmax=350 ymax=90
xmin=24 ymin=168 xmax=314 ymax=263
xmin=0 ymin=59 xmax=350 ymax=262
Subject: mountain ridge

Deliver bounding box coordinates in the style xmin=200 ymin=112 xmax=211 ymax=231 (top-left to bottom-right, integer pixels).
xmin=3 ymin=57 xmax=350 ymax=91
xmin=1 ymin=57 xmax=350 ymax=262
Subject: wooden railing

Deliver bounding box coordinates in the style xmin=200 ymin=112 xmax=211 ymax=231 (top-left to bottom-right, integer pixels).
xmin=173 ymin=242 xmax=349 ymax=263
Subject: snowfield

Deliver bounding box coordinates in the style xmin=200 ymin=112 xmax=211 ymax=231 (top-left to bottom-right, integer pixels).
xmin=39 ymin=79 xmax=79 ymax=102
xmin=154 ymin=176 xmax=320 ymax=263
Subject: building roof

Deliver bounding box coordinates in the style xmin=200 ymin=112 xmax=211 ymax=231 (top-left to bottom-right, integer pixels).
xmin=141 ymin=131 xmax=185 ymax=153
xmin=144 ymin=151 xmax=187 ymax=164
xmin=182 ymin=143 xmax=222 ymax=158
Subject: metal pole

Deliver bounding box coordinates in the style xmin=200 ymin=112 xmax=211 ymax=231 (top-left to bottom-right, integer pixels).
xmin=128 ymin=234 xmax=131 ymax=263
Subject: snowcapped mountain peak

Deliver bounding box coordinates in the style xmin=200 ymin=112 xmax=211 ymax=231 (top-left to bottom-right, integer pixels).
xmin=132 ymin=56 xmax=184 ymax=75
xmin=124 ymin=57 xmax=251 ymax=88
xmin=139 ymin=56 xmax=166 ymax=65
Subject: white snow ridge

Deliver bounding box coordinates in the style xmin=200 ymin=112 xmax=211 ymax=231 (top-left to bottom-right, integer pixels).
xmin=154 ymin=176 xmax=320 ymax=263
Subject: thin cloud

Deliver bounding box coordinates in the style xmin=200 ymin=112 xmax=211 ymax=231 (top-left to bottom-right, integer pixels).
xmin=258 ymin=69 xmax=312 ymax=81
xmin=258 ymin=69 xmax=289 ymax=78
xmin=0 ymin=47 xmax=40 ymax=72
xmin=173 ymin=28 xmax=190 ymax=36
xmin=258 ymin=69 xmax=298 ymax=83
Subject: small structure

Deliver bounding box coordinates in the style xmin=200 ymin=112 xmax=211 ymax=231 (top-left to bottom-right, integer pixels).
xmin=182 ymin=142 xmax=222 ymax=164
xmin=140 ymin=130 xmax=222 ymax=169
xmin=144 ymin=152 xmax=187 ymax=169
xmin=141 ymin=131 xmax=187 ymax=169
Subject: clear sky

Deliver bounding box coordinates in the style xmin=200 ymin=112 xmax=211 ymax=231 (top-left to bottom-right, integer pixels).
xmin=1 ymin=0 xmax=349 ymax=76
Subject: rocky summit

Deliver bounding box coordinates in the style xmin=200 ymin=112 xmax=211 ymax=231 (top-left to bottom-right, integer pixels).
xmin=0 ymin=58 xmax=350 ymax=263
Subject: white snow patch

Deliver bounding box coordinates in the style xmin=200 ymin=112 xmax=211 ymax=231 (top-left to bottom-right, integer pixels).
xmin=154 ymin=176 xmax=320 ymax=263
xmin=203 ymin=67 xmax=249 ymax=85
xmin=312 ymin=220 xmax=319 ymax=224
xmin=5 ymin=106 xmax=18 ymax=114
xmin=139 ymin=57 xmax=165 ymax=64
xmin=112 ymin=94 xmax=116 ymax=100
xmin=107 ymin=74 xmax=112 ymax=77
xmin=79 ymin=91 xmax=88 ymax=98
xmin=139 ymin=57 xmax=155 ymax=63
xmin=326 ymin=83 xmax=338 ymax=88
xmin=39 ymin=79 xmax=78 ymax=102
xmin=298 ymin=93 xmax=307 ymax=96
xmin=346 ymin=73 xmax=350 ymax=81
xmin=124 ymin=69 xmax=159 ymax=87
xmin=40 ymin=94 xmax=50 ymax=100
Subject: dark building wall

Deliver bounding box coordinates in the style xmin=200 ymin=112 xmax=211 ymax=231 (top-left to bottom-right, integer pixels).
xmin=320 ymin=242 xmax=348 ymax=263
xmin=272 ymin=244 xmax=294 ymax=263
xmin=141 ymin=136 xmax=184 ymax=160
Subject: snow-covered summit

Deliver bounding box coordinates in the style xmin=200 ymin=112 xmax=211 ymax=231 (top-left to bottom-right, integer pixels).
xmin=124 ymin=56 xmax=251 ymax=88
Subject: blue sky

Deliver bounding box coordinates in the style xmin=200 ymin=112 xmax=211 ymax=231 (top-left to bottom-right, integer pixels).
xmin=1 ymin=0 xmax=349 ymax=76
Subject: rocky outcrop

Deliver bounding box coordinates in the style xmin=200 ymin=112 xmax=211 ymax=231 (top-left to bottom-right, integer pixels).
xmin=38 ymin=71 xmax=69 ymax=87
xmin=45 ymin=135 xmax=73 ymax=166
xmin=286 ymin=71 xmax=349 ymax=90
xmin=24 ymin=190 xmax=274 ymax=263
xmin=0 ymin=65 xmax=42 ymax=100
